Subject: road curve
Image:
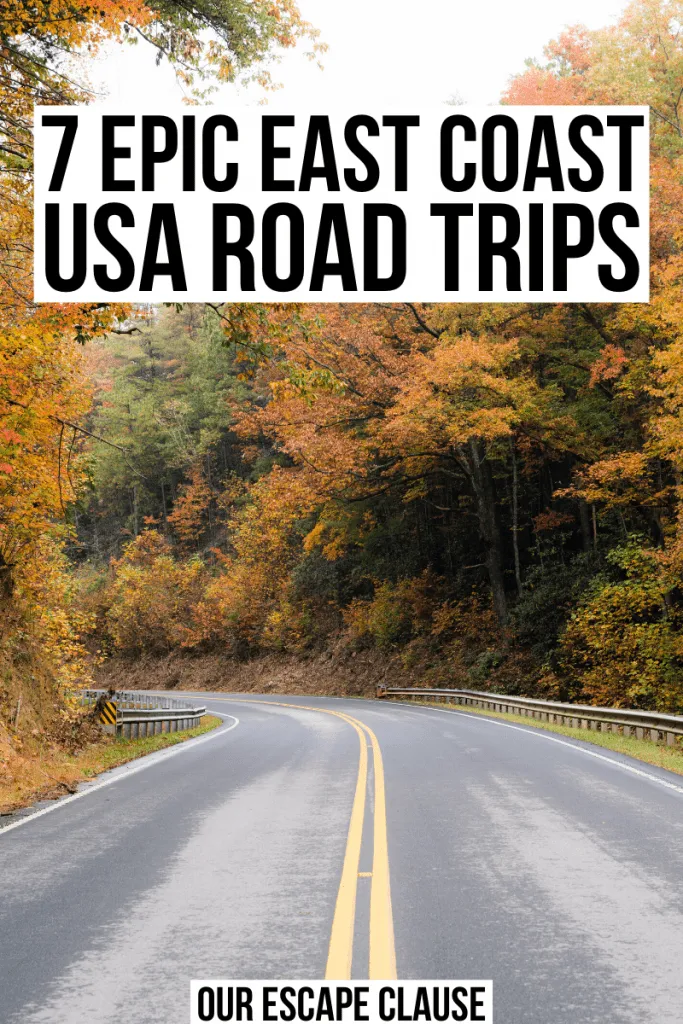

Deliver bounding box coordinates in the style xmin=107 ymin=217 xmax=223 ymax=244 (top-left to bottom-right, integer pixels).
xmin=1 ymin=693 xmax=683 ymax=1024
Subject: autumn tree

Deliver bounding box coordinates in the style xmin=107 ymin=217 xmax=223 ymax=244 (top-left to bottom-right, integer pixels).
xmin=0 ymin=0 xmax=318 ymax=744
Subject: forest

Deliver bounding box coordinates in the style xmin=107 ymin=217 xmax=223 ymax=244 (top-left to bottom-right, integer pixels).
xmin=2 ymin=1 xmax=683 ymax=785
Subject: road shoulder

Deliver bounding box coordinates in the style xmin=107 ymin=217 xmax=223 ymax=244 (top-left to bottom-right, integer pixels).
xmin=0 ymin=714 xmax=223 ymax=825
xmin=402 ymin=699 xmax=683 ymax=777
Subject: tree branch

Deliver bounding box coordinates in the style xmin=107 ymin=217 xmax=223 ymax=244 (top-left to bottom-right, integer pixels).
xmin=2 ymin=396 xmax=131 ymax=453
xmin=404 ymin=303 xmax=445 ymax=339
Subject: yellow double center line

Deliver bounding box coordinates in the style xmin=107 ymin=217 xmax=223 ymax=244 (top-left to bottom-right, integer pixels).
xmin=322 ymin=707 xmax=396 ymax=982
xmin=213 ymin=698 xmax=396 ymax=980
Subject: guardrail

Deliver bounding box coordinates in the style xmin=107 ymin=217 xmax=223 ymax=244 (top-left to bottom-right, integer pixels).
xmin=82 ymin=690 xmax=207 ymax=739
xmin=376 ymin=684 xmax=683 ymax=746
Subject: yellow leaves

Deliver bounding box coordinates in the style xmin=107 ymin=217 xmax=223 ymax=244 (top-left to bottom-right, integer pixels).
xmin=649 ymin=336 xmax=683 ymax=470
xmin=155 ymin=466 xmax=327 ymax=650
xmin=0 ymin=5 xmax=139 ymax=673
xmin=216 ymin=474 xmax=247 ymax=515
xmin=343 ymin=572 xmax=446 ymax=650
xmin=303 ymin=506 xmax=374 ymax=560
xmin=303 ymin=519 xmax=335 ymax=557
xmin=0 ymin=323 xmax=91 ymax=585
xmin=381 ymin=330 xmax=580 ymax=465
xmin=381 ymin=332 xmax=524 ymax=453
xmin=261 ymin=598 xmax=313 ymax=652
xmin=0 ymin=1 xmax=322 ymax=715
xmin=4 ymin=537 xmax=94 ymax=693
xmin=558 ymin=541 xmax=683 ymax=711
xmin=271 ymin=364 xmax=348 ymax=404
xmin=586 ymin=451 xmax=650 ymax=482
xmin=105 ymin=532 xmax=207 ymax=654
xmin=558 ymin=452 xmax=662 ymax=509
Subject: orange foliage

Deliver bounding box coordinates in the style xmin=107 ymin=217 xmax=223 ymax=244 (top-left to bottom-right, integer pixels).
xmin=0 ymin=0 xmax=318 ymax=721
xmin=189 ymin=467 xmax=320 ymax=650
xmin=503 ymin=69 xmax=587 ymax=105
xmin=105 ymin=532 xmax=207 ymax=654
xmin=167 ymin=466 xmax=213 ymax=552
xmin=533 ymin=511 xmax=575 ymax=533
xmin=588 ymin=346 xmax=629 ymax=388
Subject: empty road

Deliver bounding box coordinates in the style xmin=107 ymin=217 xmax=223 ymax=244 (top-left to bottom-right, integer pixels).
xmin=1 ymin=694 xmax=683 ymax=1024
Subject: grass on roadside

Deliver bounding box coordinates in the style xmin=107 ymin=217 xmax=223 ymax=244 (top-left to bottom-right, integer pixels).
xmin=413 ymin=700 xmax=683 ymax=777
xmin=76 ymin=715 xmax=223 ymax=776
xmin=0 ymin=714 xmax=222 ymax=815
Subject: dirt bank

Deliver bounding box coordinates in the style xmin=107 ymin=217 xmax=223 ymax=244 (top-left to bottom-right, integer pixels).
xmin=93 ymin=647 xmax=411 ymax=697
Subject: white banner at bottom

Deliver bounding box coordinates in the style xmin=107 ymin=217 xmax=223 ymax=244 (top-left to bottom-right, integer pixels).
xmin=190 ymin=981 xmax=492 ymax=1024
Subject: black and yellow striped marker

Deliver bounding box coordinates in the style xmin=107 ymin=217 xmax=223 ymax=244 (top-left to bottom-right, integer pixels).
xmin=99 ymin=701 xmax=117 ymax=725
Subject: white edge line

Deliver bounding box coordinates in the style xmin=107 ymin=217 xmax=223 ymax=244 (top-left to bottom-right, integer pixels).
xmin=410 ymin=703 xmax=683 ymax=796
xmin=0 ymin=714 xmax=240 ymax=837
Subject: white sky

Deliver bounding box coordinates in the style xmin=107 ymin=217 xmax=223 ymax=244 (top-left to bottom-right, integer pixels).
xmin=86 ymin=0 xmax=627 ymax=109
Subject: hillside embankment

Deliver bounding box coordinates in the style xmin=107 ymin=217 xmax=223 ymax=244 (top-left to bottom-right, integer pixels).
xmin=0 ymin=650 xmax=222 ymax=815
xmin=94 ymin=648 xmax=400 ymax=698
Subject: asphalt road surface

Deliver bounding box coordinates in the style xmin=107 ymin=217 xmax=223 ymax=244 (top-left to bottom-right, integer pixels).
xmin=2 ymin=694 xmax=683 ymax=1024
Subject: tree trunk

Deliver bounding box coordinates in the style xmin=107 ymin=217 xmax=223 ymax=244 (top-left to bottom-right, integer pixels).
xmin=161 ymin=479 xmax=168 ymax=532
xmin=578 ymin=500 xmax=592 ymax=552
xmin=511 ymin=442 xmax=522 ymax=595
xmin=0 ymin=551 xmax=14 ymax=599
xmin=468 ymin=440 xmax=508 ymax=626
